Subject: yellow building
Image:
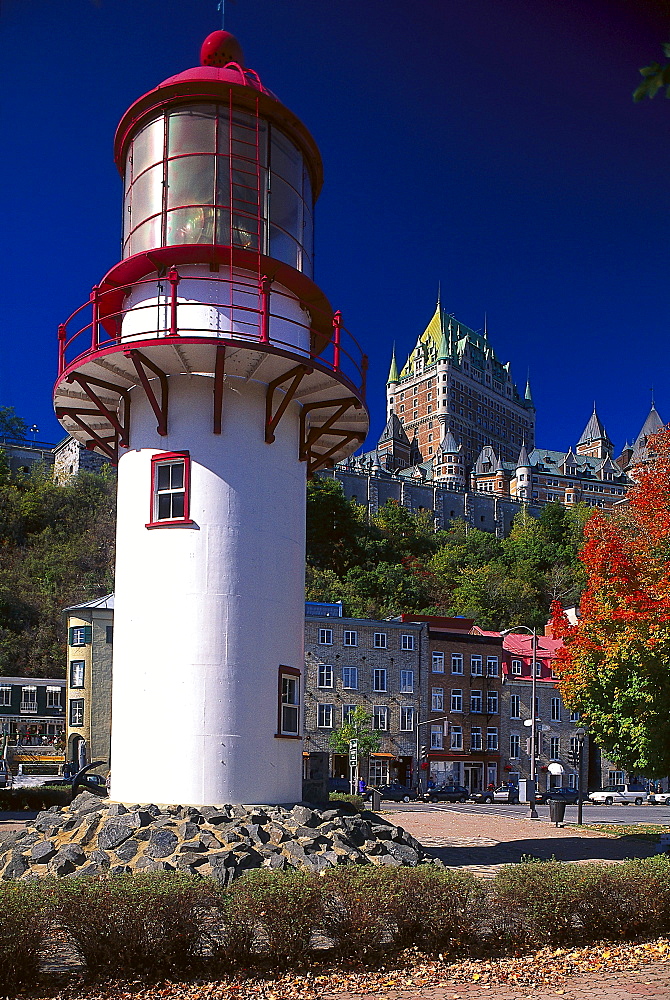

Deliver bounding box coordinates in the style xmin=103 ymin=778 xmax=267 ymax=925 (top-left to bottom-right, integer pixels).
xmin=64 ymin=595 xmax=113 ymax=776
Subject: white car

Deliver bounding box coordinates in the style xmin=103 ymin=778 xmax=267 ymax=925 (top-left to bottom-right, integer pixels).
xmin=648 ymin=791 xmax=670 ymax=805
xmin=588 ymin=784 xmax=647 ymax=806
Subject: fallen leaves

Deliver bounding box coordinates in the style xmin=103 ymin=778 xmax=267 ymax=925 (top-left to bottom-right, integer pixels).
xmin=23 ymin=937 xmax=670 ymax=1000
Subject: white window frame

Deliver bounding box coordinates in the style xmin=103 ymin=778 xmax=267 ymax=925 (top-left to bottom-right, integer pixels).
xmin=510 ymin=694 xmax=521 ymax=718
xmin=374 ymin=632 xmax=387 ymax=648
xmin=343 ymin=631 xmax=358 ymax=647
xmin=400 ymin=706 xmax=414 ymax=731
xmin=373 ymin=705 xmax=388 ymax=731
xmin=46 ymin=686 xmax=61 ymax=709
xmin=318 ymin=628 xmax=333 ymax=645
xmin=432 ymin=652 xmax=445 ymax=673
xmin=471 ymin=727 xmax=483 ymax=751
xmin=470 ymin=689 xmax=482 ymax=713
xmin=342 ymin=666 xmax=358 ymax=690
xmin=549 ymin=736 xmax=560 ymax=759
xmin=570 ymin=710 xmax=580 ymax=723
xmin=450 ymin=688 xmax=463 ymax=712
xmin=487 ymin=656 xmax=499 ymax=677
xmin=342 ymin=704 xmax=356 ymax=725
xmin=70 ymin=626 xmax=88 ymax=646
xmin=372 ymin=668 xmax=387 ymax=693
xmin=509 ymin=733 xmax=520 ymax=758
xmin=401 ymin=634 xmax=415 ymax=651
xmin=399 ymin=669 xmax=414 ymax=693
xmin=317 ymin=664 xmax=333 ymax=689
xmin=430 ymin=725 xmax=443 ymax=750
xmin=470 ymin=655 xmax=483 ymax=676
xmin=432 ymin=687 xmax=444 ymax=711
xmin=486 ymin=727 xmax=499 ymax=751
xmin=317 ymin=703 xmax=334 ymax=728
xmin=450 ymin=726 xmax=463 ymax=750
xmin=0 ymin=686 xmax=10 ymax=707
xmin=511 ymin=659 xmax=522 ymax=675
xmin=451 ymin=653 xmax=464 ymax=675
xmin=551 ymin=697 xmax=561 ymax=722
xmin=486 ymin=690 xmax=499 ymax=714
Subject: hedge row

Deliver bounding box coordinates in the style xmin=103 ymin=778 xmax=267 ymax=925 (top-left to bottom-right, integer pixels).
xmin=0 ymin=786 xmax=71 ymax=811
xmin=3 ymin=857 xmax=670 ymax=993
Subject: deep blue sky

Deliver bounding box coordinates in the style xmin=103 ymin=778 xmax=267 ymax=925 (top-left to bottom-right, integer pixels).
xmin=1 ymin=0 xmax=669 ymax=456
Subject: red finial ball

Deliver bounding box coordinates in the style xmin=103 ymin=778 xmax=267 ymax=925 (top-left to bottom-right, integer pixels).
xmin=200 ymin=30 xmax=244 ymax=68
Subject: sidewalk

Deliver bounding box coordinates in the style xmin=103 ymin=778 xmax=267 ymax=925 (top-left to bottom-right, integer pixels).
xmin=384 ymin=806 xmax=661 ymax=876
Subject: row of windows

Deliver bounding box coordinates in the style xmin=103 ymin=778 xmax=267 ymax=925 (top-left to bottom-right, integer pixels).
xmin=317 ymin=703 xmax=414 ymax=731
xmin=510 ymin=659 xmax=560 ymax=679
xmin=318 ymin=629 xmax=416 ymax=650
xmin=508 ymin=734 xmax=582 ymax=759
xmin=510 ymin=694 xmax=577 ymax=721
xmin=0 ymin=686 xmax=62 ymax=710
xmin=430 ymin=726 xmax=499 ymax=751
xmin=69 ymin=625 xmax=113 ymax=646
xmin=432 ymin=652 xmax=499 ymax=676
xmin=317 ymin=665 xmax=414 ymax=693
xmin=432 ymin=688 xmax=498 ymax=713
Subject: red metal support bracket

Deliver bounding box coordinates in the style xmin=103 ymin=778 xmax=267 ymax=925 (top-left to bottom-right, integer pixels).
xmin=213 ymin=345 xmax=226 ymax=434
xmin=260 ymin=275 xmax=272 ymax=344
xmin=126 ymin=349 xmax=169 ymax=436
xmin=298 ymin=397 xmax=364 ymax=462
xmin=58 ymin=324 xmax=67 ymax=376
xmin=307 ymin=432 xmax=365 ymax=477
xmin=332 ymin=311 xmax=342 ymax=372
xmin=90 ymin=285 xmax=100 ymax=352
xmin=65 ymin=372 xmax=131 ymax=448
xmin=54 ymin=407 xmax=118 ymax=463
xmin=265 ymin=364 xmax=312 ymax=444
xmin=167 ymin=267 xmax=180 ymax=337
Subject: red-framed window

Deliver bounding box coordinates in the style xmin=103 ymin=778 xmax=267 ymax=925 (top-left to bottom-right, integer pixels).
xmin=276 ymin=665 xmax=301 ymax=739
xmin=146 ymin=451 xmax=194 ymax=528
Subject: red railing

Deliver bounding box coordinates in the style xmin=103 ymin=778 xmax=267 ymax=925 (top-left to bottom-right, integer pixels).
xmin=57 ymin=269 xmax=367 ymax=400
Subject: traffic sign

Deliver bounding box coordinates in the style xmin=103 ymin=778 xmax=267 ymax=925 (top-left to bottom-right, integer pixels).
xmin=349 ymin=739 xmax=358 ymax=766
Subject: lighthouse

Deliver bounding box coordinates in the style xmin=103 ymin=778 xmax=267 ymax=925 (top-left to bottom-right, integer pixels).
xmin=53 ymin=31 xmax=369 ymax=806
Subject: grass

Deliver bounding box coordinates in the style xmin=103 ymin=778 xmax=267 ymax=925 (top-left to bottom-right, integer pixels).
xmin=568 ymin=822 xmax=668 ymax=840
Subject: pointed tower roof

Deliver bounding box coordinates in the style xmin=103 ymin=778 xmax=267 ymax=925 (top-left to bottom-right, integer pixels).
xmin=387 ymin=346 xmax=399 ymax=384
xmin=524 ymin=376 xmax=534 ymax=407
xmin=437 ymin=324 xmax=450 ymax=361
xmin=635 ymin=404 xmax=664 ymax=447
xmin=577 ymin=405 xmax=611 ymax=447
xmin=516 ymin=441 xmax=531 ymax=468
xmin=494 ymin=453 xmax=505 ymax=473
xmin=378 ymin=413 xmax=410 ymax=446
xmin=438 ymin=427 xmax=462 ymax=454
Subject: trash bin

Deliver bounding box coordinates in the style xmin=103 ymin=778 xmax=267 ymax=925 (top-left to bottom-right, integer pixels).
xmin=369 ymin=789 xmax=382 ymax=811
xmin=548 ymin=798 xmax=567 ymax=826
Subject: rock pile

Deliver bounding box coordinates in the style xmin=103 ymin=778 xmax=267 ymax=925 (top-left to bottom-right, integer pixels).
xmin=0 ymin=793 xmax=435 ymax=882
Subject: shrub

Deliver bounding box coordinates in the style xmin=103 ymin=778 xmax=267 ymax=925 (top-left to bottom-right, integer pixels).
xmin=329 ymin=792 xmax=365 ymax=810
xmin=490 ymin=859 xmax=598 ymax=948
xmin=0 ymin=785 xmax=71 ymax=810
xmin=576 ymin=856 xmax=670 ymax=941
xmin=320 ymin=867 xmax=396 ymax=960
xmin=229 ymin=869 xmax=323 ymax=966
xmin=52 ymin=872 xmax=211 ymax=978
xmin=0 ymin=881 xmax=50 ymax=993
xmin=382 ymin=865 xmax=486 ymax=954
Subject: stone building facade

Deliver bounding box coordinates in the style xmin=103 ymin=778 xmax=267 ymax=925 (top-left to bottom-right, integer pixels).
xmin=304 ymin=614 xmax=426 ymax=787
xmin=53 ymin=435 xmax=111 ymax=485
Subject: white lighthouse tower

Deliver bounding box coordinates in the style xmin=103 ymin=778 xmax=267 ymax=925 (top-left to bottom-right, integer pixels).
xmin=53 ymin=31 xmax=369 ymax=806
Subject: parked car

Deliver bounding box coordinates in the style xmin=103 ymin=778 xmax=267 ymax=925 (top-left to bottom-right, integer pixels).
xmin=648 ymin=791 xmax=670 ymax=805
xmin=470 ymin=785 xmax=520 ymax=804
xmin=370 ymin=782 xmax=417 ymax=803
xmin=588 ymin=784 xmax=647 ymax=806
xmin=327 ymin=777 xmax=351 ymax=794
xmin=0 ymin=760 xmax=11 ymax=788
xmin=422 ymin=783 xmax=470 ymax=803
xmin=535 ymin=787 xmax=579 ymax=805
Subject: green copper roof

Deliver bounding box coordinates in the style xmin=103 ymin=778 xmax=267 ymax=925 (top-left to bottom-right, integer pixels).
xmin=387 ymin=347 xmax=399 ymax=384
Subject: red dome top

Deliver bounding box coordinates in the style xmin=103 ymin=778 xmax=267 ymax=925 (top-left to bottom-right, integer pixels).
xmin=158 ymin=30 xmax=275 ymax=98
xmin=200 ymin=30 xmax=244 ymax=67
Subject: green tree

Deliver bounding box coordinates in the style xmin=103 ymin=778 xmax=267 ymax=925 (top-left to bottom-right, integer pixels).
xmin=634 ymin=42 xmax=670 ymax=101
xmin=306 ymin=476 xmax=365 ymax=576
xmin=0 ymin=407 xmax=27 ymax=442
xmin=328 ymin=706 xmax=381 ymax=767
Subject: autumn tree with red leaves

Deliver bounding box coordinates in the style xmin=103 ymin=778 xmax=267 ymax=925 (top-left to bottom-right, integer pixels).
xmin=553 ymin=427 xmax=670 ymax=775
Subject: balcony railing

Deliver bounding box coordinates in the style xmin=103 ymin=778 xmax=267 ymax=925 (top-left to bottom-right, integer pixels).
xmin=19 ymin=702 xmax=38 ymax=714
xmin=57 ymin=269 xmax=368 ymax=400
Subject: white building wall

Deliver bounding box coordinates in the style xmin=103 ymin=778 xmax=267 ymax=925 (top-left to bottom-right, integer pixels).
xmin=110 ymin=374 xmax=305 ymax=805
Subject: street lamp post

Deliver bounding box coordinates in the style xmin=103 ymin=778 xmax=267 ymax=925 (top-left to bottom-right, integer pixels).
xmin=576 ymin=727 xmax=586 ymax=826
xmin=415 ymin=714 xmax=451 ymax=794
xmin=501 ymin=624 xmax=539 ymax=820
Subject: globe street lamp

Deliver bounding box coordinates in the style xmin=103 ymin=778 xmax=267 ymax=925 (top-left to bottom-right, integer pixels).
xmin=501 ymin=624 xmax=539 ymax=820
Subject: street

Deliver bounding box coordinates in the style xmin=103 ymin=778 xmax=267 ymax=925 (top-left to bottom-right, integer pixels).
xmin=381 ymin=799 xmax=670 ymax=825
